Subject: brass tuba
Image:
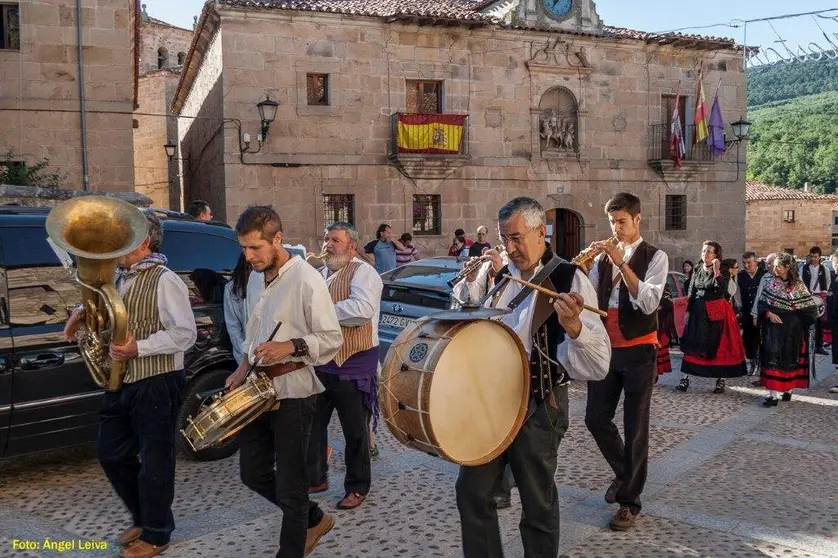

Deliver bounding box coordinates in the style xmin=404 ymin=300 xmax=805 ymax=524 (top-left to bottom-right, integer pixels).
xmin=46 ymin=196 xmax=150 ymax=392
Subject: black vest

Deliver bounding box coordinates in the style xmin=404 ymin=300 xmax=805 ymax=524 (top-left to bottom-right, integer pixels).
xmin=596 ymin=241 xmax=658 ymax=339
xmin=494 ymin=250 xmax=577 ymax=402
xmin=736 ymin=269 xmax=766 ymax=311
xmin=801 ymin=263 xmax=828 ymax=293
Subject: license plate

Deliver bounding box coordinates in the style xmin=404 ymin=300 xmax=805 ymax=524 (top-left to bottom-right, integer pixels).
xmin=379 ymin=313 xmax=416 ymax=330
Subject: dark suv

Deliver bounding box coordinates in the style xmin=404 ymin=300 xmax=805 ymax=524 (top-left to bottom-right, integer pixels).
xmin=0 ymin=206 xmax=244 ymax=463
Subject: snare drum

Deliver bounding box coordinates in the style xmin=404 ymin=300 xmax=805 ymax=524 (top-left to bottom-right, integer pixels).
xmin=380 ymin=317 xmax=530 ymax=466
xmin=181 ymin=372 xmax=277 ymax=452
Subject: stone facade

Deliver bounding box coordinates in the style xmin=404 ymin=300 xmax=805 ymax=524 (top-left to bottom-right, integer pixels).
xmin=745 ymin=182 xmax=838 ymax=258
xmin=0 ymin=0 xmax=137 ymax=192
xmin=132 ymin=9 xmax=193 ymax=210
xmin=173 ymin=0 xmax=747 ymax=263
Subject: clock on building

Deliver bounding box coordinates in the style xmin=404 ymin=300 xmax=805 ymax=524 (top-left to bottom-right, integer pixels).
xmin=542 ymin=0 xmax=574 ymax=20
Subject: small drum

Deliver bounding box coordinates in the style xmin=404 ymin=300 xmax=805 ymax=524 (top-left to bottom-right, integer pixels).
xmin=380 ymin=317 xmax=530 ymax=466
xmin=181 ymin=372 xmax=277 ymax=452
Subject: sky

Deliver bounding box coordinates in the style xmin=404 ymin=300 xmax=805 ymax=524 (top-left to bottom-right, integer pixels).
xmin=143 ymin=0 xmax=838 ymax=65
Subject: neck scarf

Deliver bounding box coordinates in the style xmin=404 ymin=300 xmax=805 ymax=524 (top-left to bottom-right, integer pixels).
xmin=116 ymin=253 xmax=168 ymax=282
xmin=758 ymin=276 xmax=818 ymax=313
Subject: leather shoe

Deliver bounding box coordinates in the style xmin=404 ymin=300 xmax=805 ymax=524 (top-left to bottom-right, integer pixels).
xmin=116 ymin=526 xmax=142 ymax=546
xmin=609 ymin=506 xmax=637 ymax=531
xmin=120 ymin=540 xmax=169 ymax=558
xmin=336 ymin=492 xmax=367 ymax=509
xmin=781 ymin=392 xmax=792 ymax=402
xmin=305 ymin=514 xmax=335 ymax=555
xmin=605 ymin=479 xmax=619 ymax=504
xmin=309 ymin=481 xmax=329 ymax=494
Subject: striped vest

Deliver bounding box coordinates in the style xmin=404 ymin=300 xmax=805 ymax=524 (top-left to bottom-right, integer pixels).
xmin=328 ymin=261 xmax=374 ymax=366
xmin=123 ymin=266 xmax=176 ymax=383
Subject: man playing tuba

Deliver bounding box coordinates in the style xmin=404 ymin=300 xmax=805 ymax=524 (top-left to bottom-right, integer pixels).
xmin=64 ymin=211 xmax=197 ymax=558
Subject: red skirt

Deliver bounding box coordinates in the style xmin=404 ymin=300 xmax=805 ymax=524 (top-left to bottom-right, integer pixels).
xmin=657 ymin=332 xmax=672 ymax=375
xmin=682 ymin=299 xmax=747 ymax=378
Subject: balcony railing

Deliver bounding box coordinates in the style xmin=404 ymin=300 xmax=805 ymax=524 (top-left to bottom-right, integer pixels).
xmin=389 ymin=112 xmax=469 ymax=158
xmin=649 ymin=123 xmax=713 ymax=163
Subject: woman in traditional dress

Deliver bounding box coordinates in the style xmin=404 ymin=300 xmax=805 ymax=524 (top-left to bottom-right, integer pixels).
xmin=757 ymin=252 xmax=822 ymax=406
xmin=678 ymin=241 xmax=747 ymax=393
xmin=656 ymin=284 xmax=676 ymax=380
xmin=829 ymin=252 xmax=838 ymax=394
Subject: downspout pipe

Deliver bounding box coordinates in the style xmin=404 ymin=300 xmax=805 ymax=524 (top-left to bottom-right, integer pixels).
xmin=76 ymin=0 xmax=90 ymax=191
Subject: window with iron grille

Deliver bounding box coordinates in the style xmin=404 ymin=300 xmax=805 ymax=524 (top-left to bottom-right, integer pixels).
xmin=413 ymin=195 xmax=441 ymax=235
xmin=665 ymin=195 xmax=687 ymax=231
xmin=783 ymin=209 xmax=795 ymax=223
xmin=1 ymin=3 xmax=20 ymax=50
xmin=323 ymin=194 xmax=354 ymax=225
xmin=306 ymin=74 xmax=329 ymax=106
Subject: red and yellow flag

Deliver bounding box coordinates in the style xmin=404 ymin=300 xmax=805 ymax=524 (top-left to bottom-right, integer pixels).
xmin=396 ymin=114 xmax=466 ymax=154
xmin=694 ymin=70 xmax=709 ymax=144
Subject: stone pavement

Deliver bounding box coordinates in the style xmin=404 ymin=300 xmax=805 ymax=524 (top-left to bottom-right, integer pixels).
xmin=1 ymin=350 xmax=837 ymax=557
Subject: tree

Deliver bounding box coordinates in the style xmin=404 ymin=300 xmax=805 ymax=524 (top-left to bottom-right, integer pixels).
xmin=0 ymin=150 xmax=63 ymax=188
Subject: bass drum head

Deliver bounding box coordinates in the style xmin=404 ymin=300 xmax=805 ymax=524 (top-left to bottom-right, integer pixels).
xmin=429 ymin=320 xmax=528 ymax=465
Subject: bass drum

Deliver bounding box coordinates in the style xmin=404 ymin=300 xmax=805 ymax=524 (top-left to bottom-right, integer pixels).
xmin=380 ymin=317 xmax=530 ymax=466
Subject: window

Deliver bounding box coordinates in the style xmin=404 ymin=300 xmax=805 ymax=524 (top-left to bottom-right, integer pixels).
xmin=665 ymin=195 xmax=687 ymax=231
xmin=322 ymin=194 xmax=354 ymax=225
xmin=157 ymin=47 xmax=168 ymax=69
xmin=306 ymin=74 xmax=329 ymax=106
xmin=784 ymin=210 xmax=795 ymax=223
xmin=413 ymin=195 xmax=441 ymax=235
xmin=177 ymin=52 xmax=186 ymax=65
xmin=661 ymin=94 xmax=687 ymax=130
xmin=406 ymin=80 xmax=442 ymax=114
xmin=0 ymin=3 xmax=19 ymax=50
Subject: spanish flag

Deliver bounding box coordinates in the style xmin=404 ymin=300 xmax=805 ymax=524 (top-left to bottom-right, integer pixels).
xmin=396 ymin=114 xmax=466 ymax=154
xmin=694 ymin=70 xmax=709 ymax=144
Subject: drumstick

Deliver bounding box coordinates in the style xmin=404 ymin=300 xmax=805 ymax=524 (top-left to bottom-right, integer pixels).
xmin=505 ymin=276 xmax=608 ymax=318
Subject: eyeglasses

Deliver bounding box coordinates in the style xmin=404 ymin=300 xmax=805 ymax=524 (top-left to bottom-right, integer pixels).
xmin=500 ymin=227 xmax=537 ymax=246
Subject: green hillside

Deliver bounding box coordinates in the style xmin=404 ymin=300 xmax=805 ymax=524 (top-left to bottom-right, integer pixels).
xmin=747 ymin=55 xmax=838 ymax=107
xmin=746 ymin=91 xmax=838 ymax=193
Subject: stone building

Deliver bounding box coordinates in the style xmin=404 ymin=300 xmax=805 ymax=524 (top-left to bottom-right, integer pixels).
xmin=745 ymin=182 xmax=838 ymax=258
xmin=172 ymin=0 xmax=748 ymax=260
xmin=0 ymin=0 xmax=139 ymax=192
xmin=132 ymin=6 xmax=194 ymax=209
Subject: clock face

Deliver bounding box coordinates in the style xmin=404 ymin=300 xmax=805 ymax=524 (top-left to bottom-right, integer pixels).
xmin=543 ymin=0 xmax=574 ymax=19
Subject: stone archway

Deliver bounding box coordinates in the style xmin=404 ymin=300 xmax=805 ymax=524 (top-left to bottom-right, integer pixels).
xmin=545 ymin=207 xmax=584 ymax=260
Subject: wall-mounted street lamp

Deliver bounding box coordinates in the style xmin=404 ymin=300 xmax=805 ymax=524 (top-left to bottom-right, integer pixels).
xmin=256 ymin=96 xmax=279 ymax=139
xmin=726 ymin=119 xmax=752 ymax=146
xmin=164 ymin=141 xmax=177 ymax=159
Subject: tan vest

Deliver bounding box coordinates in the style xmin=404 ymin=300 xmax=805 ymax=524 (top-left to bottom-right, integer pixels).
xmin=123 ymin=266 xmax=176 ymax=383
xmin=328 ymin=261 xmax=374 ymax=366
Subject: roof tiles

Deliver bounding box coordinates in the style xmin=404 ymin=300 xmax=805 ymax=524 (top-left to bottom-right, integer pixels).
xmin=746 ymin=182 xmax=838 ymax=202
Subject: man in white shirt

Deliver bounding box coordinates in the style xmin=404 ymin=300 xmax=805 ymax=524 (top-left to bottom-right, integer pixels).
xmin=64 ymin=210 xmax=197 ymax=558
xmin=585 ymin=193 xmax=669 ymax=532
xmin=801 ymin=246 xmax=830 ymax=354
xmin=226 ymin=206 xmax=343 ymax=558
xmin=307 ymin=222 xmax=383 ymax=510
xmin=456 ymin=197 xmax=610 ymax=558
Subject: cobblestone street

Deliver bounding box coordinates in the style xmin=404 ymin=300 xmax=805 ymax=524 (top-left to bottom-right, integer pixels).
xmin=2 ymin=351 xmax=837 ymax=557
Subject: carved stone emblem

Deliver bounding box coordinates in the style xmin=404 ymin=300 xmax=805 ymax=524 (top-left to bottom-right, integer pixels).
xmin=538 ymin=87 xmax=578 ymax=154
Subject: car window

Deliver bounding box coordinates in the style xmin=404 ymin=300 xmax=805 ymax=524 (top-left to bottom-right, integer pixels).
xmin=161 ymin=230 xmax=241 ymax=273
xmin=0 ymin=227 xmax=79 ymax=328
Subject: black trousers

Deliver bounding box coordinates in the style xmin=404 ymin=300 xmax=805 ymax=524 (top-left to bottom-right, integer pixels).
xmin=307 ymin=371 xmax=372 ymax=495
xmin=239 ymin=396 xmax=324 ymax=558
xmin=741 ymin=316 xmax=761 ymax=361
xmin=456 ymin=385 xmax=569 ymax=558
xmin=97 ymin=370 xmax=185 ymax=547
xmin=585 ymin=344 xmax=657 ymax=515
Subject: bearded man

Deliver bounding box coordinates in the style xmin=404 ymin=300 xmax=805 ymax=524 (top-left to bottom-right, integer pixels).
xmin=306 ymin=221 xmax=383 ymax=510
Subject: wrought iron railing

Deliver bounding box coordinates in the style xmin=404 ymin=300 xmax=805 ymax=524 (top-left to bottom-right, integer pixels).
xmin=389 ymin=113 xmax=469 ymax=157
xmin=649 ymin=123 xmax=714 ymax=162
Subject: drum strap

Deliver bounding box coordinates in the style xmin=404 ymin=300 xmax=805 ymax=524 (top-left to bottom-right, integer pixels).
xmin=506 ymin=256 xmax=564 ymax=310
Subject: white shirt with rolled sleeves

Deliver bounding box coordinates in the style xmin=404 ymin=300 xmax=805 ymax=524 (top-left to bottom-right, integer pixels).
xmin=588 ymin=236 xmax=668 ymax=315
xmin=244 ymin=255 xmax=344 ymax=399
xmin=319 ymin=257 xmax=383 ymax=345
xmin=115 ymin=268 xmax=197 ymax=370
xmin=462 ymin=258 xmax=611 ymax=382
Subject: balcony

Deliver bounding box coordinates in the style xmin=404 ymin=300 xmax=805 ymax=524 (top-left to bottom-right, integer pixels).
xmin=388 ymin=112 xmax=470 ymax=179
xmin=648 ymin=123 xmax=714 ymax=178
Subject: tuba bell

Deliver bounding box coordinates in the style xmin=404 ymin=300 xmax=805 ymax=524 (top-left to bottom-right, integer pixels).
xmin=46 ymin=196 xmax=150 ymax=392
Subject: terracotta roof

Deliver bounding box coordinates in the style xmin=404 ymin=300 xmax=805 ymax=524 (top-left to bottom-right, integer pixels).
xmin=746 ymin=182 xmax=838 ymax=202
xmin=214 ymin=0 xmax=738 ymax=49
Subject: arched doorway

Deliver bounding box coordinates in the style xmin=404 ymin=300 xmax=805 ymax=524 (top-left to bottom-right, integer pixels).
xmin=545 ymin=208 xmax=583 ymax=260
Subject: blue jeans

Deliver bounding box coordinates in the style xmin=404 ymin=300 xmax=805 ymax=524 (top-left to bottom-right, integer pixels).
xmin=97 ymin=370 xmax=186 ymax=547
